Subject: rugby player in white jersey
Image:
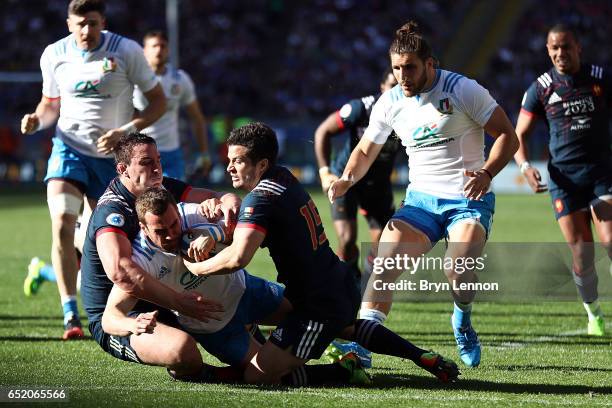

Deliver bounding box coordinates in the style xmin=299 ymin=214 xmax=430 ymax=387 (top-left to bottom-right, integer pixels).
xmin=329 ymin=21 xmax=519 ymax=368
xmin=134 ymin=30 xmax=210 ymax=181
xmin=20 ymin=0 xmax=166 ymax=339
xmin=102 ymin=187 xmax=292 ymax=378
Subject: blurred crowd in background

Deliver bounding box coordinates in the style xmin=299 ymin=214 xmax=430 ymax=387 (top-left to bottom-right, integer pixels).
xmin=0 ymin=0 xmax=610 ymax=183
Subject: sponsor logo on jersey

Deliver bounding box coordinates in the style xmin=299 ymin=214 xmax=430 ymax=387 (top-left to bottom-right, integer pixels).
xmin=548 ymin=92 xmax=562 ymax=105
xmin=171 ymin=83 xmax=181 ymax=95
xmin=554 ymin=198 xmax=564 ymax=214
xmin=410 ymin=123 xmax=454 ymax=148
xmin=271 ymin=328 xmax=283 ymax=341
xmin=180 ymin=271 xmax=208 ymax=290
xmin=438 ymin=98 xmax=453 ymax=114
xmin=74 ymin=79 xmax=101 ymax=97
xmin=106 ymin=213 xmax=125 ymax=227
xmin=102 ymin=57 xmax=117 ymax=73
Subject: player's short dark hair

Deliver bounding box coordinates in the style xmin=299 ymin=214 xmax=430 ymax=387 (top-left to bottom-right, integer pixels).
xmin=68 ymin=0 xmax=105 ymax=16
xmin=135 ymin=187 xmax=177 ymax=224
xmin=143 ymin=30 xmax=168 ymax=44
xmin=548 ymin=23 xmax=579 ymax=42
xmin=389 ymin=20 xmax=433 ymax=61
xmin=114 ymin=133 xmax=157 ymax=166
xmin=227 ymin=122 xmax=278 ymax=166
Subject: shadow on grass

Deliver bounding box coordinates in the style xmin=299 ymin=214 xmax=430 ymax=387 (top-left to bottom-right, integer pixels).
xmin=194 ymin=373 xmax=612 ymax=395
xmin=369 ymin=373 xmax=612 ymax=395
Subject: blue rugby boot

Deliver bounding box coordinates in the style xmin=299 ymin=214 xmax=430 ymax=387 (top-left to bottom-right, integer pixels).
xmin=451 ymin=314 xmax=481 ymax=368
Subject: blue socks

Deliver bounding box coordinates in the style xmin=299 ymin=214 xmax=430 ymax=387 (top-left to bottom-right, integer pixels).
xmin=40 ymin=264 xmax=57 ymax=282
xmin=61 ymin=296 xmax=79 ymax=324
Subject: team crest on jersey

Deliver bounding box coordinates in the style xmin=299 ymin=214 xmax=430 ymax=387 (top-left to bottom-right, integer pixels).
xmin=106 ymin=213 xmax=125 ymax=227
xmin=102 ymin=57 xmax=117 ymax=73
xmin=171 ymin=83 xmax=181 ymax=95
xmin=438 ymin=98 xmax=453 ymax=114
xmin=593 ymin=84 xmax=602 ymax=97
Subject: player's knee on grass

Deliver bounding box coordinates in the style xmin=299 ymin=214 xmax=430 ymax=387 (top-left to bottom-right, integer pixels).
xmin=243 ymin=343 xmax=304 ymax=384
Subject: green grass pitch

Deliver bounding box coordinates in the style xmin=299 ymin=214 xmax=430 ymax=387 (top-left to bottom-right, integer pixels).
xmin=0 ymin=190 xmax=610 ymax=407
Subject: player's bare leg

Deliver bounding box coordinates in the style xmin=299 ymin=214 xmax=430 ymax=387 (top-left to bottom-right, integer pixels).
xmin=360 ymin=218 xmax=431 ymax=323
xmin=47 ymin=179 xmax=84 ymax=339
xmin=130 ymin=322 xmax=203 ymax=377
xmin=446 ymin=221 xmax=486 ymax=367
xmin=557 ymin=210 xmax=604 ymax=335
xmin=244 ymin=340 xmax=367 ymax=386
xmin=333 ymin=219 xmax=359 ymax=275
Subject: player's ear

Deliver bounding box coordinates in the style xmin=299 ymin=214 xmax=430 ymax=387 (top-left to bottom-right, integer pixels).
xmin=139 ymin=221 xmax=146 ymax=231
xmin=116 ymin=163 xmax=127 ymax=176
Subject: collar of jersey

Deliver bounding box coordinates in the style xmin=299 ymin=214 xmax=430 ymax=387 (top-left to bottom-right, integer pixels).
xmin=421 ymin=69 xmax=441 ymax=94
xmin=70 ymin=32 xmax=107 ymax=56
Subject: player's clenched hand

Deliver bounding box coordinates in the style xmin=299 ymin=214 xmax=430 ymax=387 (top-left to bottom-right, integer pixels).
xmin=176 ymin=291 xmax=223 ymax=322
xmin=328 ymin=179 xmax=352 ymax=203
xmin=320 ymin=172 xmax=339 ymax=193
xmin=463 ymin=169 xmax=491 ymax=201
xmin=188 ymin=235 xmax=215 ymax=262
xmin=198 ymin=198 xmax=222 ymax=220
xmin=523 ymin=167 xmax=547 ymax=193
xmin=133 ymin=310 xmax=158 ymax=335
xmin=21 ymin=113 xmax=40 ymax=135
xmin=97 ymin=128 xmax=125 ymax=155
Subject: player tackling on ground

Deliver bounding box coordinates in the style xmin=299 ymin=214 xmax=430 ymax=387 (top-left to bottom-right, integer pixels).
xmin=514 ymin=24 xmax=611 ymax=336
xmin=329 ymin=21 xmax=519 ymax=368
xmin=183 ymin=122 xmax=460 ymax=385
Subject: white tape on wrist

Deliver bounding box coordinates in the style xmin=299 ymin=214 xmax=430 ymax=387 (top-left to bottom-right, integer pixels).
xmin=519 ymin=161 xmax=532 ymax=175
xmin=340 ymin=172 xmax=355 ymax=185
xmin=318 ymin=166 xmax=331 ymax=177
xmin=119 ymin=122 xmax=138 ymax=135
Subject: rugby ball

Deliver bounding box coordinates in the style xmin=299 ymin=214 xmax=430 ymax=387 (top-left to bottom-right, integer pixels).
xmin=181 ymin=222 xmax=229 ymax=259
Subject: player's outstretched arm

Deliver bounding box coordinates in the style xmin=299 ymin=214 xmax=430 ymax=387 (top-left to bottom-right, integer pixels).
xmin=314 ymin=112 xmax=342 ymax=192
xmin=184 ymin=225 xmax=264 ymax=276
xmin=328 ymin=137 xmax=384 ymax=203
xmin=101 ymin=285 xmax=150 ymax=337
xmin=97 ymin=231 xmax=223 ymax=322
xmin=20 ymin=96 xmax=60 ymax=135
xmin=514 ymin=110 xmax=547 ymax=193
xmin=189 ymin=190 xmax=241 ymax=226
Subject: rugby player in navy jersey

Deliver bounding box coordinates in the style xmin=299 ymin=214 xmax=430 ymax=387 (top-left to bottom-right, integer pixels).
xmin=514 ymin=24 xmax=611 ymax=336
xmin=80 ymin=133 xmax=243 ymax=381
xmin=315 ymin=68 xmax=402 ymax=288
xmin=185 ymin=122 xmax=460 ymax=386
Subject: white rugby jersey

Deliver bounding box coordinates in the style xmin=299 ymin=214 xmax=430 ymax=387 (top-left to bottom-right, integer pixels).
xmin=40 ymin=31 xmax=158 ymax=158
xmin=364 ymin=69 xmax=498 ymax=198
xmin=131 ymin=202 xmax=246 ymax=334
xmin=133 ymin=65 xmax=196 ymax=152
